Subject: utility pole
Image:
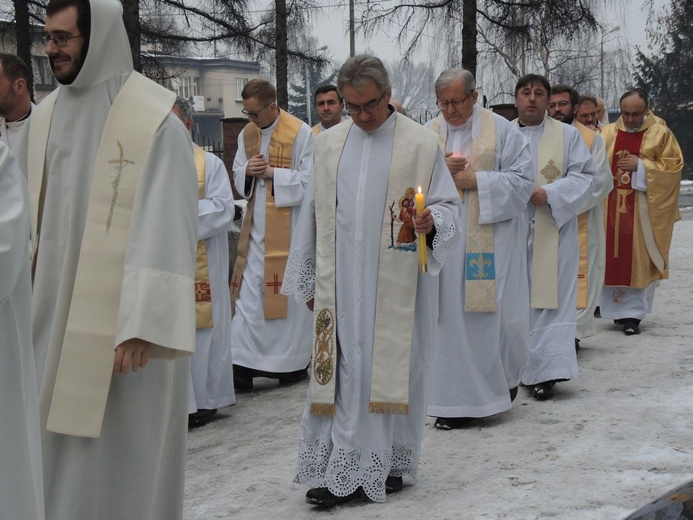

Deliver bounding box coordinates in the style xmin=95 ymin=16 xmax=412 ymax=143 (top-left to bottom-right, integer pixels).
xmin=275 ymin=0 xmax=288 ymax=109
xmin=349 ymin=0 xmax=355 ymax=57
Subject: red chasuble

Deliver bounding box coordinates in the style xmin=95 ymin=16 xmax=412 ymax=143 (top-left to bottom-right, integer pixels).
xmin=604 ymin=130 xmax=645 ymax=286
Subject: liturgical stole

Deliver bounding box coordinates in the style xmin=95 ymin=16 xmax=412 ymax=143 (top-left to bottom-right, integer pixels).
xmin=528 ymin=117 xmax=564 ymax=309
xmin=231 ymin=109 xmax=302 ymax=320
xmin=573 ymin=121 xmax=596 ymax=309
xmin=28 ymin=72 xmax=176 ymax=438
xmin=194 ymin=146 xmax=214 ymax=328
xmin=429 ymin=111 xmax=497 ymax=312
xmin=311 ymin=115 xmax=437 ymax=416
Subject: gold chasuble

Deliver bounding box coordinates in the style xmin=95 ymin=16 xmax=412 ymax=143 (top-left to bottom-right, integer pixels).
xmin=28 ymin=73 xmax=182 ymax=438
xmin=194 ymin=146 xmax=213 ymax=328
xmin=572 ymin=121 xmax=596 ymax=309
xmin=602 ymin=113 xmax=683 ymax=289
xmin=231 ymin=109 xmax=303 ymax=320
xmin=429 ymin=111 xmax=498 ymax=312
xmin=529 ymin=117 xmax=564 ymax=309
xmin=311 ymin=115 xmax=437 ymax=416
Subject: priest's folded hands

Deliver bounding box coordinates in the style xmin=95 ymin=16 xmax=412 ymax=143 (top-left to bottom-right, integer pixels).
xmin=114 ymin=338 xmax=152 ymax=375
xmin=247 ymin=154 xmax=274 ymax=179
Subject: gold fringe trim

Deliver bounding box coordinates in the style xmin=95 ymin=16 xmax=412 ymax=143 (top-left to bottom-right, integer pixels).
xmin=369 ymin=402 xmax=409 ymax=415
xmin=310 ymin=403 xmax=336 ymax=416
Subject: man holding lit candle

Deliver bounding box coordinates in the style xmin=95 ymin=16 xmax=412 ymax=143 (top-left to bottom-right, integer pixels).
xmin=282 ymin=54 xmax=460 ymax=508
xmin=425 ymin=68 xmax=534 ymax=429
xmin=514 ymin=74 xmax=596 ymax=400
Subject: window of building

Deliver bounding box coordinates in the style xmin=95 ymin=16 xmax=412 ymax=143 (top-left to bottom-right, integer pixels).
xmin=172 ymin=76 xmax=199 ymax=99
xmin=33 ymin=56 xmax=54 ymax=88
xmin=236 ymin=78 xmax=248 ymax=101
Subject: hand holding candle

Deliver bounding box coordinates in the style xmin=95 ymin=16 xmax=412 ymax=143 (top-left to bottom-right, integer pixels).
xmin=415 ymin=186 xmax=428 ymax=273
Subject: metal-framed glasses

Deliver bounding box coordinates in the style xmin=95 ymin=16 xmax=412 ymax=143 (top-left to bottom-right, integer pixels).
xmin=548 ymin=100 xmax=572 ymax=110
xmin=242 ymin=102 xmax=273 ymax=118
xmin=345 ymin=92 xmax=386 ymax=115
xmin=436 ymin=95 xmax=469 ymax=111
xmin=43 ymin=33 xmax=85 ymax=48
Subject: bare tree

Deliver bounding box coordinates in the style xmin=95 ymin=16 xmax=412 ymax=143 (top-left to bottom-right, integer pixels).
xmin=386 ymin=58 xmax=437 ymax=121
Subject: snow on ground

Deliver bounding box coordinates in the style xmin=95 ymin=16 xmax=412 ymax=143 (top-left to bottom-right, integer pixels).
xmin=184 ymin=208 xmax=693 ymax=520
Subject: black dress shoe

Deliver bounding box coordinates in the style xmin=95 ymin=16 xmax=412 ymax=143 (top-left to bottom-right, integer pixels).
xmin=531 ymin=381 xmax=556 ymax=400
xmin=305 ymin=487 xmax=362 ymax=508
xmin=385 ymin=476 xmax=403 ymax=493
xmin=233 ymin=365 xmax=254 ymax=391
xmin=622 ymin=318 xmax=641 ymax=336
xmin=594 ymin=306 xmax=601 ymax=318
xmin=509 ymin=386 xmax=519 ymax=402
xmin=575 ymin=338 xmax=581 ymax=354
xmin=188 ymin=409 xmax=217 ymax=428
xmin=434 ymin=417 xmax=476 ymax=430
xmin=278 ymin=367 xmax=309 ymax=385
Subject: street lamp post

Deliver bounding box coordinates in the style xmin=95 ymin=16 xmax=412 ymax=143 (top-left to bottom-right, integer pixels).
xmin=600 ymin=26 xmax=620 ymax=100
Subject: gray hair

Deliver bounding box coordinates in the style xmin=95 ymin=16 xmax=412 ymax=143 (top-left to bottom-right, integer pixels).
xmin=434 ymin=68 xmax=476 ymax=97
xmin=173 ymin=96 xmax=193 ymax=121
xmin=337 ymin=54 xmax=391 ymax=97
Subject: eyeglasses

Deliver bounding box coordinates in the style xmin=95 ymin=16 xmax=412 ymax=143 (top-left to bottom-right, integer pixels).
xmin=43 ymin=33 xmax=84 ymax=48
xmin=548 ymin=100 xmax=572 ymax=110
xmin=242 ymin=102 xmax=273 ymax=118
xmin=345 ymin=92 xmax=386 ymax=115
xmin=436 ymin=95 xmax=470 ymax=111
xmin=621 ymin=110 xmax=646 ymax=118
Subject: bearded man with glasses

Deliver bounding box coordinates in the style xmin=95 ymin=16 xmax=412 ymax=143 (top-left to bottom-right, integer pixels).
xmin=598 ymin=88 xmax=683 ymax=336
xmin=230 ymin=78 xmax=314 ymax=391
xmin=424 ymin=68 xmax=533 ymax=429
xmin=27 ymin=0 xmax=199 ymax=518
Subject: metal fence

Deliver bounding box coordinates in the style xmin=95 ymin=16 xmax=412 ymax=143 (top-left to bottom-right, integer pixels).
xmin=192 ymin=132 xmax=224 ymax=160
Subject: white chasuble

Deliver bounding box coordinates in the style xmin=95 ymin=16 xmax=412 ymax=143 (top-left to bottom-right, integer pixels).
xmin=426 ymin=106 xmax=534 ymax=419
xmin=283 ymin=111 xmax=460 ymax=503
xmin=517 ymin=118 xmax=596 ymax=385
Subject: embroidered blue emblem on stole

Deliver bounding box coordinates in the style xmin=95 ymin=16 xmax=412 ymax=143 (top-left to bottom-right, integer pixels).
xmin=465 ymin=252 xmax=495 ymax=280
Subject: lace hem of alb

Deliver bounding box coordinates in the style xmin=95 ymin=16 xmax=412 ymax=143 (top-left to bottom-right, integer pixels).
xmin=280 ymin=250 xmax=315 ymax=303
xmin=430 ymin=207 xmax=457 ymax=265
xmin=294 ymin=438 xmax=416 ymax=503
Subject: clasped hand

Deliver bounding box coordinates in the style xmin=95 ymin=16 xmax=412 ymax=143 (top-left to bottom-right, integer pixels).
xmin=247 ymin=154 xmax=274 ymax=180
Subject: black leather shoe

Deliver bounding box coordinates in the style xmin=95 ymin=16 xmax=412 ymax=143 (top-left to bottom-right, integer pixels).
xmin=622 ymin=318 xmax=641 ymax=336
xmin=434 ymin=417 xmax=476 ymax=430
xmin=188 ymin=409 xmax=217 ymax=428
xmin=594 ymin=306 xmax=601 ymax=318
xmin=233 ymin=365 xmax=254 ymax=391
xmin=575 ymin=338 xmax=581 ymax=354
xmin=509 ymin=386 xmax=519 ymax=402
xmin=305 ymin=487 xmax=362 ymax=508
xmin=385 ymin=476 xmax=403 ymax=493
xmin=532 ymin=381 xmax=556 ymax=400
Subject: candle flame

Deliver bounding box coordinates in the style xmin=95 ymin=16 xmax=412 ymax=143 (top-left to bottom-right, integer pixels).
xmin=418 ymin=186 xmax=422 ymax=194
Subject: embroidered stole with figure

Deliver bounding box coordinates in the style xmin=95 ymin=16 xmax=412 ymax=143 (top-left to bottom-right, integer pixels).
xmin=573 ymin=121 xmax=596 ymax=309
xmin=194 ymin=146 xmax=214 ymax=328
xmin=231 ymin=110 xmax=302 ymax=320
xmin=530 ymin=117 xmax=564 ymax=309
xmin=430 ymin=110 xmax=497 ymax=312
xmin=310 ymin=115 xmax=437 ymax=415
xmin=28 ymin=72 xmax=176 ymax=438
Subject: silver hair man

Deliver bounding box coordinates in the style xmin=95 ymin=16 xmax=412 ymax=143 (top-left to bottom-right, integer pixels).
xmin=434 ymin=68 xmax=476 ymax=97
xmin=337 ymin=54 xmax=392 ymax=97
xmin=173 ymin=96 xmax=193 ymax=122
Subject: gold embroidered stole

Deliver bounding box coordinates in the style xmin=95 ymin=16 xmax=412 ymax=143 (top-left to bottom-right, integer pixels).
xmin=194 ymin=146 xmax=214 ymax=328
xmin=573 ymin=121 xmax=596 ymax=309
xmin=28 ymin=72 xmax=176 ymax=437
xmin=311 ymin=124 xmax=321 ymax=136
xmin=231 ymin=110 xmax=302 ymax=319
xmin=429 ymin=111 xmax=497 ymax=312
xmin=531 ymin=117 xmax=564 ymax=309
xmin=311 ymin=115 xmax=437 ymax=415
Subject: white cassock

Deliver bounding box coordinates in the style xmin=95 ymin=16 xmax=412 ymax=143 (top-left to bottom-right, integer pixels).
xmin=576 ymin=132 xmax=613 ymax=338
xmin=31 ymin=1 xmax=197 ymax=518
xmin=231 ymin=116 xmax=313 ymax=373
xmin=188 ymin=152 xmax=236 ymax=413
xmin=519 ymin=120 xmax=595 ymax=385
xmin=0 ymin=103 xmax=34 ymax=177
xmin=284 ymin=112 xmax=460 ymax=503
xmin=426 ymin=107 xmax=534 ymax=419
xmin=0 ymin=142 xmax=44 ymax=520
